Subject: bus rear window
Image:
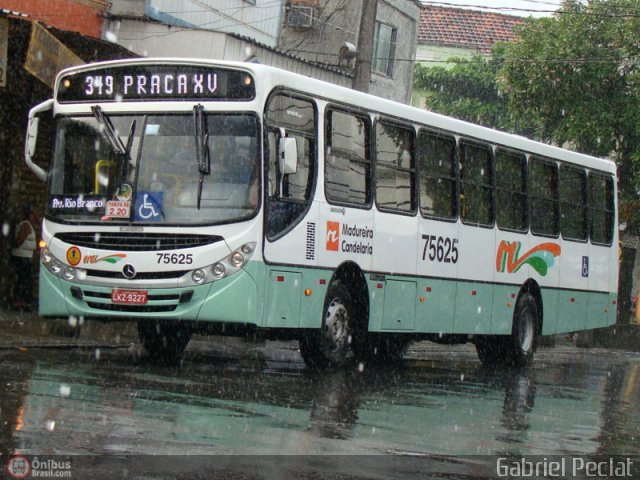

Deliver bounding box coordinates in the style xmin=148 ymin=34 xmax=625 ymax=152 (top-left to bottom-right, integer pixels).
xmin=590 ymin=174 xmax=615 ymax=245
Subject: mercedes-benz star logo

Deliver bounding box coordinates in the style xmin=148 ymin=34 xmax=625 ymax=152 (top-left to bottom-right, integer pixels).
xmin=122 ymin=264 xmax=137 ymax=279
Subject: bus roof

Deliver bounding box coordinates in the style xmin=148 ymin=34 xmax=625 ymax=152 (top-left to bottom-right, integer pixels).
xmin=55 ymin=57 xmax=616 ymax=175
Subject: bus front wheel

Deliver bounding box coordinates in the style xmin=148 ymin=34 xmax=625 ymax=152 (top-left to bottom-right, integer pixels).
xmin=137 ymin=320 xmax=192 ymax=362
xmin=299 ymin=280 xmax=353 ymax=369
xmin=475 ymin=293 xmax=539 ymax=367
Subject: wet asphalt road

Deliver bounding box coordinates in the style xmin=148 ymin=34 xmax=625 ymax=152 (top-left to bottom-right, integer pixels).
xmin=1 ymin=332 xmax=639 ymax=479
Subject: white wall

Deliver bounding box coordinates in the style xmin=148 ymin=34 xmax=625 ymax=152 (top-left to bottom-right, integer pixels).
xmin=146 ymin=0 xmax=284 ymax=48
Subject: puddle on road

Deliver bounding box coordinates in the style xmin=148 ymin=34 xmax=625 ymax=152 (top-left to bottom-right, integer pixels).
xmin=0 ymin=344 xmax=638 ymax=459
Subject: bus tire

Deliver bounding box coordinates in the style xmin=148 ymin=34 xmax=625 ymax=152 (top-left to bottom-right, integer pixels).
xmin=508 ymin=292 xmax=539 ymax=366
xmin=475 ymin=293 xmax=539 ymax=367
xmin=299 ymin=280 xmax=353 ymax=369
xmin=137 ymin=320 xmax=192 ymax=363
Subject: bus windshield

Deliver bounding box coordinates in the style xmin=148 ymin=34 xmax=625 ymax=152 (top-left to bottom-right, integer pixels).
xmin=47 ymin=112 xmax=259 ymax=225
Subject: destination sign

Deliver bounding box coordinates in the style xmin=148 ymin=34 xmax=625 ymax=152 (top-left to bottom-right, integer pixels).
xmin=56 ymin=65 xmax=255 ymax=103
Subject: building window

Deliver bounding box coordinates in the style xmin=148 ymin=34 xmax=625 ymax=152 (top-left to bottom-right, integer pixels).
xmin=372 ymin=21 xmax=396 ymax=76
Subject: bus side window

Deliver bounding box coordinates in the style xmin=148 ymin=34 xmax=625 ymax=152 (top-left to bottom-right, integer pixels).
xmin=375 ymin=120 xmax=416 ymax=213
xmin=325 ymin=109 xmax=371 ymax=207
xmin=560 ymin=165 xmax=588 ymax=241
xmin=529 ymin=157 xmax=559 ymax=236
xmin=459 ymin=141 xmax=493 ymax=226
xmin=495 ymin=149 xmax=527 ymax=231
xmin=590 ymin=173 xmax=615 ymax=245
xmin=418 ymin=130 xmax=456 ymax=219
xmin=264 ymin=93 xmax=317 ymax=240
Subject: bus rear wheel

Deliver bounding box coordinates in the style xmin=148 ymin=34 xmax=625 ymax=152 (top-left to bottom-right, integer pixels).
xmin=299 ymin=280 xmax=353 ymax=369
xmin=137 ymin=320 xmax=192 ymax=363
xmin=475 ymin=293 xmax=539 ymax=367
xmin=509 ymin=293 xmax=539 ymax=366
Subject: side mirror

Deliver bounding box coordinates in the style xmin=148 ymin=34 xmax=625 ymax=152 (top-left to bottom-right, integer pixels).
xmin=279 ymin=136 xmax=298 ymax=175
xmin=25 ymin=99 xmax=54 ymax=181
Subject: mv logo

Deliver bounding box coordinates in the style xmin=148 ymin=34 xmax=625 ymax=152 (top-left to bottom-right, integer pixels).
xmin=326 ymin=221 xmax=340 ymax=251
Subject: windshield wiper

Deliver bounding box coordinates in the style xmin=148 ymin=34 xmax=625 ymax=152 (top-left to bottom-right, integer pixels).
xmin=92 ymin=105 xmax=135 ymax=184
xmin=193 ymin=104 xmax=210 ymax=210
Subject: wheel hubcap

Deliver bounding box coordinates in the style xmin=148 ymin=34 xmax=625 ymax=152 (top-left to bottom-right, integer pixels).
xmin=323 ymin=297 xmax=349 ymax=351
xmin=518 ymin=309 xmax=535 ymax=353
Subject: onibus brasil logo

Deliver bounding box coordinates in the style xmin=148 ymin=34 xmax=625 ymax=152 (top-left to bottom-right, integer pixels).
xmin=496 ymin=240 xmax=561 ymax=276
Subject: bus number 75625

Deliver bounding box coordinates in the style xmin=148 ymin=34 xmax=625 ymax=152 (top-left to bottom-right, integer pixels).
xmin=422 ymin=234 xmax=459 ymax=264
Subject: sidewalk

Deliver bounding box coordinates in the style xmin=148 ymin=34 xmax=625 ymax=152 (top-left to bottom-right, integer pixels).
xmin=1 ymin=308 xmax=638 ymax=353
xmin=0 ymin=309 xmax=299 ymax=362
xmin=0 ymin=309 xmax=138 ymax=349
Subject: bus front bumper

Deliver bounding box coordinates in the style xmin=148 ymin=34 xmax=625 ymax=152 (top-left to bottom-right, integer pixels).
xmin=39 ymin=266 xmax=260 ymax=325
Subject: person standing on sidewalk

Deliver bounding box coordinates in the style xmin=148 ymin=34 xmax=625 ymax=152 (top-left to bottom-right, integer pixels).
xmin=11 ymin=205 xmax=40 ymax=311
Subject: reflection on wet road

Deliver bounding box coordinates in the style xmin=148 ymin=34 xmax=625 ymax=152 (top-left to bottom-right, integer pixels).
xmin=1 ymin=340 xmax=639 ymax=465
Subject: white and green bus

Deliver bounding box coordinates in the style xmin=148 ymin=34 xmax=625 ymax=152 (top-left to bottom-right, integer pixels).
xmin=25 ymin=58 xmax=618 ymax=367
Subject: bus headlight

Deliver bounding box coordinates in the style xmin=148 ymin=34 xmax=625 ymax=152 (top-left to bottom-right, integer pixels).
xmin=191 ymin=269 xmax=206 ymax=284
xmin=63 ymin=267 xmax=76 ymax=281
xmin=212 ymin=263 xmax=226 ymax=278
xmin=42 ymin=248 xmax=82 ymax=283
xmin=51 ymin=259 xmax=63 ymax=274
xmin=187 ymin=242 xmax=256 ymax=286
xmin=230 ymin=251 xmax=245 ymax=268
xmin=42 ymin=248 xmax=53 ymax=265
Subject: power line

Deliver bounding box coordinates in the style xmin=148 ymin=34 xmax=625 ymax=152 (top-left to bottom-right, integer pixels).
xmin=116 ymin=13 xmax=283 ymax=41
xmin=420 ymin=0 xmax=640 ymax=17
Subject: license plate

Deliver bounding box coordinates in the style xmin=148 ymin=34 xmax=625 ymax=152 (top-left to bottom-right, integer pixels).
xmin=111 ymin=289 xmax=148 ymax=305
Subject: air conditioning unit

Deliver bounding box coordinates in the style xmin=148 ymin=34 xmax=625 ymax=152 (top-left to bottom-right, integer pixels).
xmin=287 ymin=6 xmax=315 ymax=28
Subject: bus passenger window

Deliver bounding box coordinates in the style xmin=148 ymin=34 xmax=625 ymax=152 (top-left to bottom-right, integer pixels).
xmin=529 ymin=158 xmax=559 ymax=236
xmin=418 ymin=131 xmax=456 ymax=219
xmin=325 ymin=110 xmax=371 ymax=207
xmin=495 ymin=150 xmax=526 ymax=231
xmin=375 ymin=121 xmax=415 ymax=213
xmin=590 ymin=174 xmax=615 ymax=245
xmin=560 ymin=166 xmax=587 ymax=241
xmin=460 ymin=141 xmax=493 ymax=226
xmin=264 ymin=93 xmax=317 ymax=239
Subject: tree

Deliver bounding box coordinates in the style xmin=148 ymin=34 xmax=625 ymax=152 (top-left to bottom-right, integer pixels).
xmin=414 ymin=48 xmax=521 ymax=132
xmin=499 ymin=0 xmax=640 ymax=230
xmin=415 ymin=0 xmax=640 ymax=230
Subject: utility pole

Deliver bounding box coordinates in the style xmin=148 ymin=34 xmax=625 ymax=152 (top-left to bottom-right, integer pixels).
xmin=352 ymin=0 xmax=377 ymax=93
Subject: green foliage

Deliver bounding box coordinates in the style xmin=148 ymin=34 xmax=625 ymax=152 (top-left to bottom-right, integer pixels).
xmin=414 ymin=0 xmax=640 ymax=231
xmin=499 ymin=0 xmax=640 ymax=228
xmin=414 ymin=49 xmax=520 ymax=132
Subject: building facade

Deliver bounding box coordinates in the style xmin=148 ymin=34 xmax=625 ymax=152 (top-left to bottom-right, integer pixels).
xmin=0 ymin=0 xmax=106 ymax=37
xmin=416 ymin=5 xmax=524 ymax=65
xmin=0 ymin=5 xmax=133 ymax=307
xmin=279 ymin=0 xmax=421 ymax=104
xmin=105 ymin=0 xmax=420 ymax=104
xmin=413 ymin=5 xmax=524 ymax=107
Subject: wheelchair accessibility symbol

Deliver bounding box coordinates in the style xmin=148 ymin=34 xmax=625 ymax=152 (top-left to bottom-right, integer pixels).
xmin=134 ymin=192 xmax=163 ymax=222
